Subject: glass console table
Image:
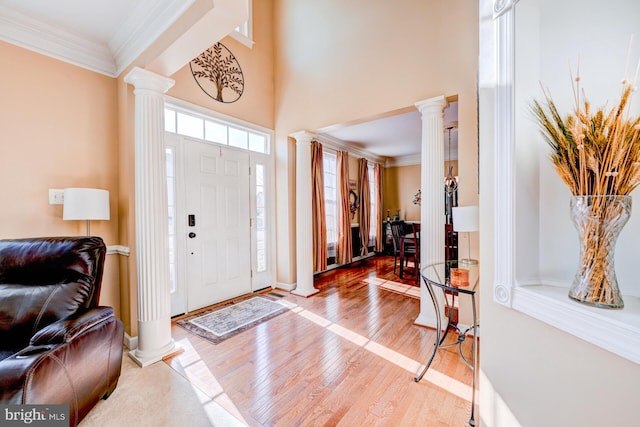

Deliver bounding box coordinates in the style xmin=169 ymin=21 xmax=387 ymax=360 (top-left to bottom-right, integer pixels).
xmin=415 ymin=261 xmax=479 ymax=426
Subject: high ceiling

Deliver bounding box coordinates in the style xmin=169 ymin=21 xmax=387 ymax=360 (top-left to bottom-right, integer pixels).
xmin=0 ymin=0 xmax=134 ymax=44
xmin=321 ymin=102 xmax=459 ymax=161
xmin=0 ymin=0 xmax=193 ymax=76
xmin=0 ymin=0 xmax=458 ymax=161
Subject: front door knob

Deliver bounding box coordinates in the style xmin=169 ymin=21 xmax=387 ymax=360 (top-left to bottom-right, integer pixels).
xmin=188 ymin=232 xmax=196 ymax=238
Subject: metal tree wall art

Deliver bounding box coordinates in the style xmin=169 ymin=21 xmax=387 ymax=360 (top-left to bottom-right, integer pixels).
xmin=190 ymin=43 xmax=244 ymax=103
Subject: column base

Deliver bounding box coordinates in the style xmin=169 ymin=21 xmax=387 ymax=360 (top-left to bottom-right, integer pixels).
xmin=414 ymin=312 xmax=437 ymax=329
xmin=291 ymin=285 xmax=319 ymax=297
xmin=415 ymin=283 xmax=446 ymax=330
xmin=128 ymin=340 xmax=181 ymax=368
xmin=275 ymin=282 xmax=297 ymax=292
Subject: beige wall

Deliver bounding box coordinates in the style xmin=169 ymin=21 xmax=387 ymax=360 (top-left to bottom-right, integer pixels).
xmin=116 ymin=75 xmax=137 ymax=335
xmin=274 ymin=0 xmax=479 ymax=284
xmin=382 ymin=160 xmax=459 ymax=223
xmin=1 ymin=0 xmax=478 ymax=342
xmin=383 ymin=165 xmax=421 ymax=222
xmin=115 ymin=0 xmax=275 ymax=335
xmin=167 ymin=0 xmax=275 ymax=129
xmin=0 ymin=41 xmax=122 ymax=316
xmin=478 ymin=0 xmax=640 ymax=425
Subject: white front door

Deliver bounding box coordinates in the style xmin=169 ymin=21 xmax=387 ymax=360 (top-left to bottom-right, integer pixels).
xmin=185 ymin=139 xmax=252 ymax=311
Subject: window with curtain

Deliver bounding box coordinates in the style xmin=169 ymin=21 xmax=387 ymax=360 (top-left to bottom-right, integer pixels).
xmin=368 ymin=163 xmax=377 ymax=247
xmin=323 ymin=151 xmax=338 ymax=265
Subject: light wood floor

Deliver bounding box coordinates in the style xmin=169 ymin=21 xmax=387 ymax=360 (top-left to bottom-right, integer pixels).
xmin=166 ymin=256 xmax=477 ymax=426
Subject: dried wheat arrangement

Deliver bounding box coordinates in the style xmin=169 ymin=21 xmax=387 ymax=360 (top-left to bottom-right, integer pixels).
xmin=533 ymin=81 xmax=640 ymax=197
xmin=533 ymin=72 xmax=640 ymax=307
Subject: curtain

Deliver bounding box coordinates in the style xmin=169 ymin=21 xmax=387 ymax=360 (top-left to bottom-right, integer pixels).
xmin=311 ymin=141 xmax=327 ymax=272
xmin=374 ymin=162 xmax=384 ymax=252
xmin=337 ymin=151 xmax=352 ymax=265
xmin=358 ymin=158 xmax=370 ymax=256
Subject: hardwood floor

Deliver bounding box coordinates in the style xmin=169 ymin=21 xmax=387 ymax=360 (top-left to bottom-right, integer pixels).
xmin=166 ymin=255 xmax=476 ymax=426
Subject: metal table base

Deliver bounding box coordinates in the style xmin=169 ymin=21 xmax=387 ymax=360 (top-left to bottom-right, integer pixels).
xmin=414 ymin=264 xmax=479 ymax=427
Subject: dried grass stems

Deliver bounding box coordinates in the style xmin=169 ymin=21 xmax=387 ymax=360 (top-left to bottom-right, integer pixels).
xmin=533 ymin=79 xmax=640 ymax=197
xmin=533 ymin=71 xmax=640 ymax=307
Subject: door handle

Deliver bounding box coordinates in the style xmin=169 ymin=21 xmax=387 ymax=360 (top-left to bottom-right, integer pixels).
xmin=188 ymin=232 xmax=196 ymax=238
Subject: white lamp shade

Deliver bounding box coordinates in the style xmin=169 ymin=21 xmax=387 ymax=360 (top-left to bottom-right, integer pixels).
xmin=452 ymin=205 xmax=479 ymax=232
xmin=63 ymin=188 xmax=110 ymax=221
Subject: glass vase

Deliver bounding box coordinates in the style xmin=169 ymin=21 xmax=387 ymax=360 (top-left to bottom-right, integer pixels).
xmin=569 ymin=195 xmax=631 ymax=309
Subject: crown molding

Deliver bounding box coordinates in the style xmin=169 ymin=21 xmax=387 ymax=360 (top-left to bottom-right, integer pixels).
xmin=110 ymin=0 xmax=196 ymax=76
xmin=0 ymin=0 xmax=193 ymax=78
xmin=0 ymin=4 xmax=116 ymax=76
xmin=315 ymin=133 xmax=387 ymax=164
xmin=385 ymin=154 xmax=421 ymax=167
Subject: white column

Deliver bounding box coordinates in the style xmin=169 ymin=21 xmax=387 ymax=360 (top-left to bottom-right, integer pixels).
xmin=414 ymin=96 xmax=447 ymax=328
xmin=124 ymin=67 xmax=178 ymax=367
xmin=291 ymin=131 xmax=319 ymax=297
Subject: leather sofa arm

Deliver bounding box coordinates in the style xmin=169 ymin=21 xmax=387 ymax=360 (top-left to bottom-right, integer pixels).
xmin=30 ymin=306 xmax=115 ymax=346
xmin=0 ymin=311 xmax=124 ymax=426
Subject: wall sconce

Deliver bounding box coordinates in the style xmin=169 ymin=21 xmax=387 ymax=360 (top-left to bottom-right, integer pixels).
xmin=63 ymin=188 xmax=110 ymax=236
xmin=412 ymin=189 xmax=421 ymax=206
xmin=453 ymin=205 xmax=478 ymax=266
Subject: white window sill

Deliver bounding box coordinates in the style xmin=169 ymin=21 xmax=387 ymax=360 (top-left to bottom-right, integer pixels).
xmin=512 ymin=284 xmax=640 ymax=364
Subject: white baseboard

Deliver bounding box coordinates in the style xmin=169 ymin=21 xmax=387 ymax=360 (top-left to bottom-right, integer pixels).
xmin=275 ymin=282 xmax=296 ymax=292
xmin=124 ymin=333 xmax=138 ymax=350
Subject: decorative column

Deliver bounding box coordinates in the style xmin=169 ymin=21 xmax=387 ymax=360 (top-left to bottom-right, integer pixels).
xmin=124 ymin=67 xmax=178 ymax=367
xmin=414 ymin=96 xmax=447 ymax=328
xmin=291 ymin=131 xmax=319 ymax=297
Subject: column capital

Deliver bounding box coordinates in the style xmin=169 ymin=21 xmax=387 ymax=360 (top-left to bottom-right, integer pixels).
xmin=290 ymin=130 xmax=317 ymax=145
xmin=124 ymin=67 xmax=175 ymax=93
xmin=415 ymin=95 xmax=447 ymax=116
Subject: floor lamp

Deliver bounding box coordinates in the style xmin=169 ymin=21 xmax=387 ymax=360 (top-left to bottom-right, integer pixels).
xmin=452 ymin=205 xmax=478 ymax=266
xmin=63 ymin=188 xmax=110 ymax=236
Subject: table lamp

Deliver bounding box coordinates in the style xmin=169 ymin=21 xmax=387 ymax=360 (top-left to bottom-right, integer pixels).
xmin=63 ymin=188 xmax=110 ymax=235
xmin=452 ymin=205 xmax=478 ymax=266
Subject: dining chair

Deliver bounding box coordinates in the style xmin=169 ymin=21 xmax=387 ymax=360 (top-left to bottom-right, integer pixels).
xmin=390 ymin=221 xmax=405 ymax=274
xmin=391 ymin=221 xmax=418 ymax=278
xmin=410 ymin=222 xmax=421 ymax=282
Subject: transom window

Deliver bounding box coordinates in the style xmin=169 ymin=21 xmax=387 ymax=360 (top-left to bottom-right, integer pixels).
xmin=165 ymin=107 xmax=268 ymax=154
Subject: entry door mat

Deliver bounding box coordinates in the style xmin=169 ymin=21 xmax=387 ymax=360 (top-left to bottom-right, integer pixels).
xmin=176 ymin=296 xmax=289 ymax=344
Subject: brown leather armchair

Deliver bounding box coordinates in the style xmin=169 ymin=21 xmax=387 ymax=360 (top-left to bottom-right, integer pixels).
xmin=0 ymin=237 xmax=124 ymax=426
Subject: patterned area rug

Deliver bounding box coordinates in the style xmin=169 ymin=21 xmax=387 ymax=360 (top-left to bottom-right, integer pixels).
xmin=176 ymin=295 xmax=289 ymax=344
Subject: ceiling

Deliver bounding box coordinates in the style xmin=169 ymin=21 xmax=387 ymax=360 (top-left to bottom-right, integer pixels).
xmin=0 ymin=0 xmax=134 ymax=44
xmin=320 ymin=101 xmax=459 ymax=162
xmin=0 ymin=0 xmax=196 ymax=76
xmin=0 ymin=0 xmax=458 ymax=161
